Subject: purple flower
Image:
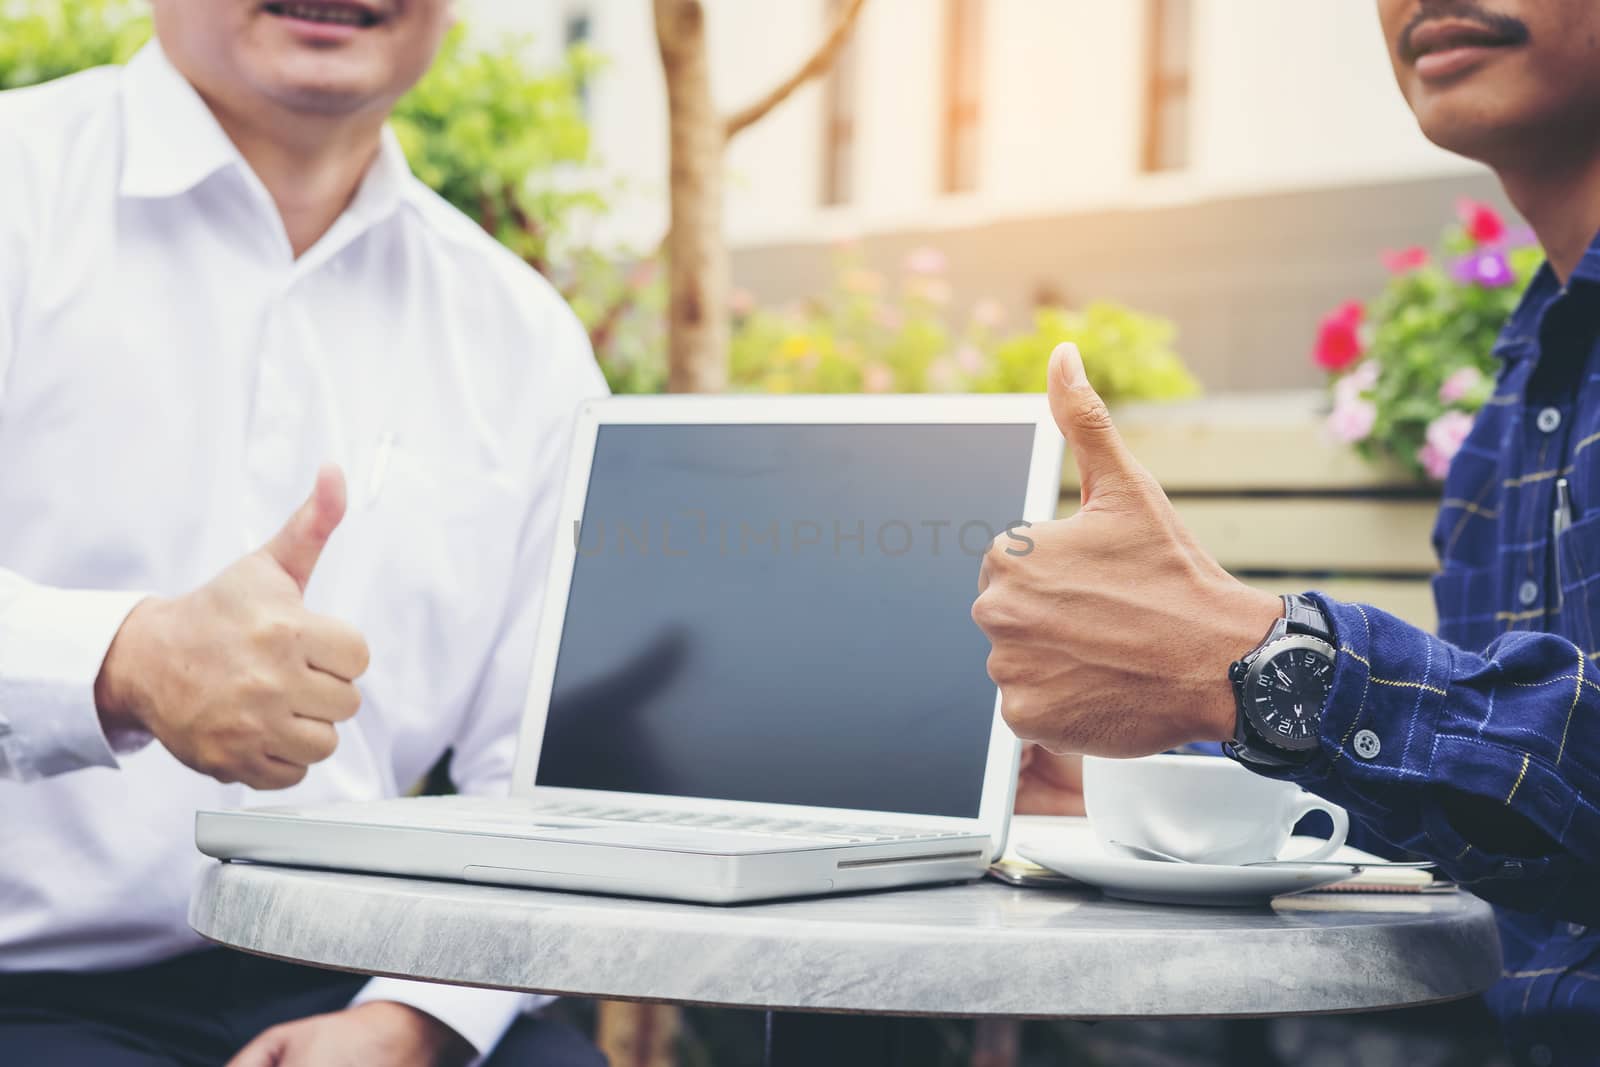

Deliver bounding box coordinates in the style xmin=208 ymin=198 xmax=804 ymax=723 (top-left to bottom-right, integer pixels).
xmin=1450 ymin=250 xmax=1515 ymax=288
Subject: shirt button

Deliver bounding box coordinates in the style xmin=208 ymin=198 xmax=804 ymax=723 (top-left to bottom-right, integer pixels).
xmin=1519 ymin=580 xmax=1540 ymax=607
xmin=1352 ymin=730 xmax=1381 ymax=760
xmin=1529 ymin=1045 xmax=1554 ymax=1067
xmin=1537 ymin=407 xmax=1562 ymax=433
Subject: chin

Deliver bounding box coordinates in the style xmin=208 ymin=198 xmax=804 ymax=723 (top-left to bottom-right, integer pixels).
xmin=1408 ymin=90 xmax=1538 ymax=167
xmin=261 ymin=58 xmax=391 ymax=115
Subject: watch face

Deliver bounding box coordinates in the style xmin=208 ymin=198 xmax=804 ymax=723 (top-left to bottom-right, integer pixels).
xmin=1244 ymin=641 xmax=1333 ymax=751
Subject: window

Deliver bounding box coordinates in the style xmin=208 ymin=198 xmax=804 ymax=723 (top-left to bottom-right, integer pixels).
xmin=564 ymin=10 xmax=593 ymax=116
xmin=820 ymin=0 xmax=859 ymax=206
xmin=941 ymin=0 xmax=982 ymax=194
xmin=1140 ymin=0 xmax=1192 ymax=173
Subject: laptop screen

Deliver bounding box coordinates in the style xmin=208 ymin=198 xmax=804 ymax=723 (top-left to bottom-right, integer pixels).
xmin=533 ymin=422 xmax=1037 ymax=819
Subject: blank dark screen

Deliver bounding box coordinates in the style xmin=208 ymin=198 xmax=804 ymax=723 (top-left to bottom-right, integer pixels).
xmin=534 ymin=423 xmax=1035 ymax=818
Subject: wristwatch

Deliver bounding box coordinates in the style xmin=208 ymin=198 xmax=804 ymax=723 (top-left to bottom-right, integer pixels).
xmin=1224 ymin=594 xmax=1336 ymax=768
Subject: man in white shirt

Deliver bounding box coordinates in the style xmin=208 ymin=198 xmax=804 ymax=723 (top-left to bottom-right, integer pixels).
xmin=0 ymin=2 xmax=608 ymax=1065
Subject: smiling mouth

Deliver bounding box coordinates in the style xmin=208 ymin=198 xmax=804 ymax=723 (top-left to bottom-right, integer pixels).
xmin=262 ymin=2 xmax=384 ymax=28
xmin=1402 ymin=14 xmax=1529 ymax=66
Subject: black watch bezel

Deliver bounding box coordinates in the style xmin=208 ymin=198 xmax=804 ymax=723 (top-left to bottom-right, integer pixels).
xmin=1237 ymin=633 xmax=1336 ymax=754
xmin=1226 ymin=595 xmax=1335 ymax=767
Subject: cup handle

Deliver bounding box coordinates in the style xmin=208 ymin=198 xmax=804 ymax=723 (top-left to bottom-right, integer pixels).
xmin=1280 ymin=793 xmax=1350 ymax=862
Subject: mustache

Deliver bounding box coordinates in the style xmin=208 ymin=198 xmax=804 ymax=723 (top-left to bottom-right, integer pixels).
xmin=1399 ymin=2 xmax=1531 ymax=64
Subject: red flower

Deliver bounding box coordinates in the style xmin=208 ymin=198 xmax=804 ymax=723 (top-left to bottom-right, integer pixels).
xmin=1381 ymin=246 xmax=1429 ymax=274
xmin=1456 ymin=197 xmax=1505 ymax=245
xmin=1313 ymin=301 xmax=1365 ymax=371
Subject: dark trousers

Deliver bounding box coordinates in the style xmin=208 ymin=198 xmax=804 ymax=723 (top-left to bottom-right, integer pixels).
xmin=0 ymin=947 xmax=606 ymax=1066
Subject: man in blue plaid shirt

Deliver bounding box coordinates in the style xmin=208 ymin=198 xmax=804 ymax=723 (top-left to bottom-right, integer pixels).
xmin=975 ymin=2 xmax=1600 ymax=1062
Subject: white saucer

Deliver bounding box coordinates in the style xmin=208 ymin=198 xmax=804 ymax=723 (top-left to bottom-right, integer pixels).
xmin=1014 ymin=820 xmax=1355 ymax=907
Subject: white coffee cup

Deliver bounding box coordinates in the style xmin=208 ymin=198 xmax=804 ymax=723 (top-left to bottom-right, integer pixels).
xmin=1082 ymin=753 xmax=1350 ymax=866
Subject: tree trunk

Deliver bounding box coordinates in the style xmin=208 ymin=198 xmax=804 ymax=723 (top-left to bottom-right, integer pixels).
xmin=654 ymin=0 xmax=729 ymax=394
xmin=596 ymin=1000 xmax=681 ymax=1067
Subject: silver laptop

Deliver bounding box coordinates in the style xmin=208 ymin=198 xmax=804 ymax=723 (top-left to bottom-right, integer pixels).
xmin=197 ymin=395 xmax=1064 ymax=903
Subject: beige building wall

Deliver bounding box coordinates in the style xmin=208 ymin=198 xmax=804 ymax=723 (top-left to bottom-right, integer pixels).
xmin=467 ymin=0 xmax=1519 ymax=390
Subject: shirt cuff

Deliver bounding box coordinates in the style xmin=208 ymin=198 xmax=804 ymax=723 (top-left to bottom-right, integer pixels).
xmin=349 ymin=977 xmax=555 ymax=1063
xmin=0 ymin=586 xmax=149 ymax=781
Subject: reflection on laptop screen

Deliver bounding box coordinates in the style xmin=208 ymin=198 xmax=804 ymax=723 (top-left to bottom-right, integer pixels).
xmin=534 ymin=423 xmax=1036 ymax=819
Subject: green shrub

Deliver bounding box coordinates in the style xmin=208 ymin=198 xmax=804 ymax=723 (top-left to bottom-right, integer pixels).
xmin=975 ymin=304 xmax=1198 ymax=401
xmin=0 ymin=0 xmax=148 ymax=87
xmin=724 ymin=246 xmax=1197 ymax=402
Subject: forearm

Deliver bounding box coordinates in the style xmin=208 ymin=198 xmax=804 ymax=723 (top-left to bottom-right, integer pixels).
xmin=0 ymin=567 xmax=148 ymax=781
xmin=1257 ymin=593 xmax=1600 ymax=921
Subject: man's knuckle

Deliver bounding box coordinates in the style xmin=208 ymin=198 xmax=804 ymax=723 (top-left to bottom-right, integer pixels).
xmin=1071 ymin=390 xmax=1115 ymax=433
xmin=251 ymin=615 xmax=296 ymax=654
xmin=309 ymin=734 xmax=338 ymax=763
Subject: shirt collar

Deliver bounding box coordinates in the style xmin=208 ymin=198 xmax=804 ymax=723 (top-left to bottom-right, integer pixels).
xmin=1493 ymin=228 xmax=1600 ymax=363
xmin=119 ymin=40 xmax=417 ymax=254
xmin=119 ymin=41 xmax=242 ymax=200
xmin=1491 ymin=262 xmax=1558 ymax=363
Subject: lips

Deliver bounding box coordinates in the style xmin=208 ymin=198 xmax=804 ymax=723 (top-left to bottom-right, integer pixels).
xmin=1409 ymin=21 xmax=1517 ymax=59
xmin=261 ymin=1 xmax=385 ymax=28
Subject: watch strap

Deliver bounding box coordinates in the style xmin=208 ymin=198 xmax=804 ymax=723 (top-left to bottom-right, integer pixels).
xmin=1282 ymin=593 xmax=1333 ymax=643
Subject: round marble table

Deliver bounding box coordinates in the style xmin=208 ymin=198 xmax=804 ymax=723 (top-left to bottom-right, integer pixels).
xmin=189 ymin=861 xmax=1501 ymax=1020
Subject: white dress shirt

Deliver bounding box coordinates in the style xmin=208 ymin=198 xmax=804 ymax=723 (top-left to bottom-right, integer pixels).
xmin=0 ymin=42 xmax=607 ymax=1057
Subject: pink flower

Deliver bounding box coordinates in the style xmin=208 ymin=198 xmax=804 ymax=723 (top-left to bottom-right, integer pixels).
xmin=1438 ymin=366 xmax=1484 ymax=405
xmin=955 ymin=344 xmax=986 ymax=375
xmin=1503 ymin=224 xmax=1538 ymax=248
xmin=1417 ymin=410 xmax=1475 ymax=480
xmin=1333 ymin=360 xmax=1380 ymax=409
xmin=1456 ymin=197 xmax=1506 ymax=245
xmin=971 ymin=298 xmax=1007 ymax=329
xmin=863 ymin=363 xmax=895 ymax=393
xmin=1313 ymin=301 xmax=1365 ymax=372
xmin=1381 ymin=246 xmax=1429 ymax=274
xmin=729 ymin=287 xmax=757 ymax=316
xmin=1327 ymin=396 xmax=1377 ymax=444
xmin=904 ymin=246 xmax=948 ymax=276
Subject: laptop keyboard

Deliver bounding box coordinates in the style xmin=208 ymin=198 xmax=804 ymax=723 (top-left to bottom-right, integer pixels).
xmin=537 ymin=802 xmax=964 ymax=843
xmin=316 ymin=799 xmax=966 ymax=844
xmin=366 ymin=797 xmax=966 ymax=843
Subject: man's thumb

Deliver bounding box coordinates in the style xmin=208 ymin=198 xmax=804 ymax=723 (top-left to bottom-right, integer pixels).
xmin=263 ymin=465 xmax=347 ymax=592
xmin=1047 ymin=342 xmax=1138 ymax=503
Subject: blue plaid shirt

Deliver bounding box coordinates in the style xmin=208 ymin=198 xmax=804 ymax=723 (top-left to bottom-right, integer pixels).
xmin=1262 ymin=234 xmax=1600 ymax=1066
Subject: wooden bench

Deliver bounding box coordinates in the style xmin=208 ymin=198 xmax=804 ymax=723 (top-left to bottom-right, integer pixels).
xmin=1059 ymin=390 xmax=1440 ymax=631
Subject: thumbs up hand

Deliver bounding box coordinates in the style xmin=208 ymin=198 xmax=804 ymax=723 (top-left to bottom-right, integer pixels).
xmin=973 ymin=344 xmax=1282 ymax=758
xmin=95 ymin=466 xmax=371 ymax=789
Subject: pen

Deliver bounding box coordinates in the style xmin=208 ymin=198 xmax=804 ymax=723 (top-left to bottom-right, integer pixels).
xmin=1554 ymin=477 xmax=1572 ymax=608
